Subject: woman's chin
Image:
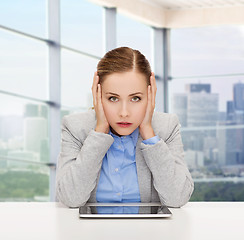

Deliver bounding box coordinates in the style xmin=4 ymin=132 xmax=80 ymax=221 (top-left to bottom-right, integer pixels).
xmin=110 ymin=126 xmax=135 ymax=137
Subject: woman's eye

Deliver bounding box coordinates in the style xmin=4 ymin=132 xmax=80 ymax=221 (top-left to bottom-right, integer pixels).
xmin=131 ymin=96 xmax=141 ymax=102
xmin=109 ymin=96 xmax=118 ymax=102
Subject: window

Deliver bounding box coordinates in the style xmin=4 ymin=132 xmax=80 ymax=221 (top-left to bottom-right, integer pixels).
xmin=0 ymin=1 xmax=49 ymax=201
xmin=0 ymin=0 xmax=104 ymax=201
xmin=61 ymin=49 xmax=98 ymax=109
xmin=0 ymin=30 xmax=48 ymax=100
xmin=61 ymin=0 xmax=103 ymax=57
xmin=117 ymin=13 xmax=152 ymax=63
xmin=2 ymin=0 xmax=244 ymax=202
xmin=169 ymin=26 xmax=244 ymax=201
xmin=170 ymin=26 xmax=244 ymax=77
xmin=0 ymin=0 xmax=46 ymax=38
xmin=0 ymin=94 xmax=49 ymax=201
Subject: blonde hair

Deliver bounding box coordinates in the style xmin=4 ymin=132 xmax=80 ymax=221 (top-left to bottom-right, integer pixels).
xmin=97 ymin=47 xmax=151 ymax=85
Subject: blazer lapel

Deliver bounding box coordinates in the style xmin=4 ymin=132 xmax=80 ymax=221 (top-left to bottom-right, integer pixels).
xmin=135 ymin=134 xmax=151 ymax=202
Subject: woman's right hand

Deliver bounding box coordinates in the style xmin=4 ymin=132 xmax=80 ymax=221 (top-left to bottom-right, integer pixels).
xmin=92 ymin=72 xmax=110 ymax=134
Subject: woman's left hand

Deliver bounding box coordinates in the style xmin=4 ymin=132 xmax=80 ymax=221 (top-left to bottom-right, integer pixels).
xmin=139 ymin=72 xmax=157 ymax=140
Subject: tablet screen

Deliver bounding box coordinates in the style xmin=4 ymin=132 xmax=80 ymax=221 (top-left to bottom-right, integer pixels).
xmin=79 ymin=205 xmax=172 ymax=218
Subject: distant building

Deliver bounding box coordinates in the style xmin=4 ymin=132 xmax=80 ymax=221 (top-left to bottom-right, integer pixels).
xmin=233 ymin=83 xmax=244 ymax=111
xmin=184 ymin=150 xmax=204 ymax=170
xmin=0 ymin=116 xmax=23 ymax=141
xmin=24 ymin=104 xmax=48 ymax=118
xmin=39 ymin=105 xmax=48 ymax=118
xmin=173 ymin=82 xmax=244 ymax=171
xmin=216 ymin=83 xmax=244 ymax=166
xmin=186 ymin=83 xmax=211 ymax=93
xmin=24 ymin=117 xmax=48 ymax=153
xmin=218 ymin=111 xmax=226 ymax=122
xmin=217 ymin=123 xmax=226 ymax=166
xmin=226 ymin=101 xmax=235 ymax=121
xmin=173 ymin=83 xmax=219 ymax=168
xmin=187 ymin=92 xmax=218 ymax=127
xmin=224 ymin=83 xmax=244 ymax=165
xmin=173 ymin=84 xmax=219 ymax=127
xmin=172 ymin=93 xmax=187 ymax=127
xmin=40 ymin=138 xmax=49 ymax=163
xmin=203 ymin=137 xmax=217 ymax=162
xmin=186 ymin=83 xmax=218 ymax=127
xmin=24 ymin=104 xmax=39 ymax=117
xmin=7 ymin=136 xmax=23 ymax=150
xmin=226 ymin=122 xmax=244 ymax=165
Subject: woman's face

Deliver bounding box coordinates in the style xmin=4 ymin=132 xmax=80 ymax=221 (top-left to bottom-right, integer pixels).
xmin=101 ymin=71 xmax=148 ymax=136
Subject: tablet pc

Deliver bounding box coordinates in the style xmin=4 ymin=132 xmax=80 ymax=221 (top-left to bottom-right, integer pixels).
xmin=79 ymin=202 xmax=172 ymax=218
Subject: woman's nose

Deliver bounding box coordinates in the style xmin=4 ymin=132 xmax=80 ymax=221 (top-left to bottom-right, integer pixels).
xmin=119 ymin=102 xmax=129 ymax=117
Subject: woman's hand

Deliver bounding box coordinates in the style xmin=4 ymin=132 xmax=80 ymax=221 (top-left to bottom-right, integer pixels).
xmin=139 ymin=72 xmax=157 ymax=140
xmin=92 ymin=72 xmax=110 ymax=134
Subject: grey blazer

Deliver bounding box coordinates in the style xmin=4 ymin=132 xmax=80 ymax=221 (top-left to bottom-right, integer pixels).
xmin=56 ymin=109 xmax=194 ymax=208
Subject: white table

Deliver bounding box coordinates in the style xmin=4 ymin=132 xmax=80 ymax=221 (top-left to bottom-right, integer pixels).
xmin=0 ymin=202 xmax=243 ymax=240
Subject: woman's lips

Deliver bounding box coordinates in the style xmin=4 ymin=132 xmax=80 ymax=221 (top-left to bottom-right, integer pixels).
xmin=117 ymin=122 xmax=132 ymax=128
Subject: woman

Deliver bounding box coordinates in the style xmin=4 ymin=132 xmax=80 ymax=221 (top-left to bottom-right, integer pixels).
xmin=56 ymin=47 xmax=194 ymax=208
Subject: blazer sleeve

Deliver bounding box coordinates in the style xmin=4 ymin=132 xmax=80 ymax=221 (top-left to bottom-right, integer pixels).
xmin=140 ymin=114 xmax=194 ymax=208
xmin=56 ymin=116 xmax=114 ymax=208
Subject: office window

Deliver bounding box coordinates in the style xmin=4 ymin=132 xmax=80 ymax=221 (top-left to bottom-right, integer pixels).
xmin=169 ymin=26 xmax=244 ymax=201
xmin=61 ymin=0 xmax=103 ymax=57
xmin=2 ymin=0 xmax=243 ymax=203
xmin=170 ymin=26 xmax=244 ymax=77
xmin=117 ymin=13 xmax=152 ymax=64
xmin=0 ymin=1 xmax=49 ymax=201
xmin=0 ymin=0 xmax=106 ymax=201
xmin=0 ymin=30 xmax=48 ymax=100
xmin=0 ymin=94 xmax=49 ymax=201
xmin=61 ymin=49 xmax=98 ymax=110
xmin=0 ymin=0 xmax=46 ymax=38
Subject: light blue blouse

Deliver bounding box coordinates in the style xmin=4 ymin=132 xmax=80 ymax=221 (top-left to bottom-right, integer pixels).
xmin=96 ymin=127 xmax=160 ymax=211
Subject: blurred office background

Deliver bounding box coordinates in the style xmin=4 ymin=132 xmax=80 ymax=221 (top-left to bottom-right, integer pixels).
xmin=0 ymin=0 xmax=244 ymax=202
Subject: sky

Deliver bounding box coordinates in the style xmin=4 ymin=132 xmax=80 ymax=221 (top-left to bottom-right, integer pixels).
xmin=0 ymin=0 xmax=244 ymax=115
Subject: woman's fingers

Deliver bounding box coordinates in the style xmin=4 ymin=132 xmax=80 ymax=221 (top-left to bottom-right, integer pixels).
xmin=97 ymin=84 xmax=102 ymax=108
xmin=92 ymin=72 xmax=99 ymax=106
xmin=94 ymin=79 xmax=109 ymax=133
xmin=150 ymin=72 xmax=157 ymax=108
xmin=148 ymin=85 xmax=152 ymax=109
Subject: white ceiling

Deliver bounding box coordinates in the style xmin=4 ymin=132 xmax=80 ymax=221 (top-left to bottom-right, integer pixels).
xmin=90 ymin=0 xmax=244 ymax=28
xmin=145 ymin=0 xmax=244 ymax=10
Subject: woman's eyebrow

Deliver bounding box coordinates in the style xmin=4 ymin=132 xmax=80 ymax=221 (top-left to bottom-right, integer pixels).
xmin=129 ymin=92 xmax=143 ymax=96
xmin=106 ymin=92 xmax=143 ymax=96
